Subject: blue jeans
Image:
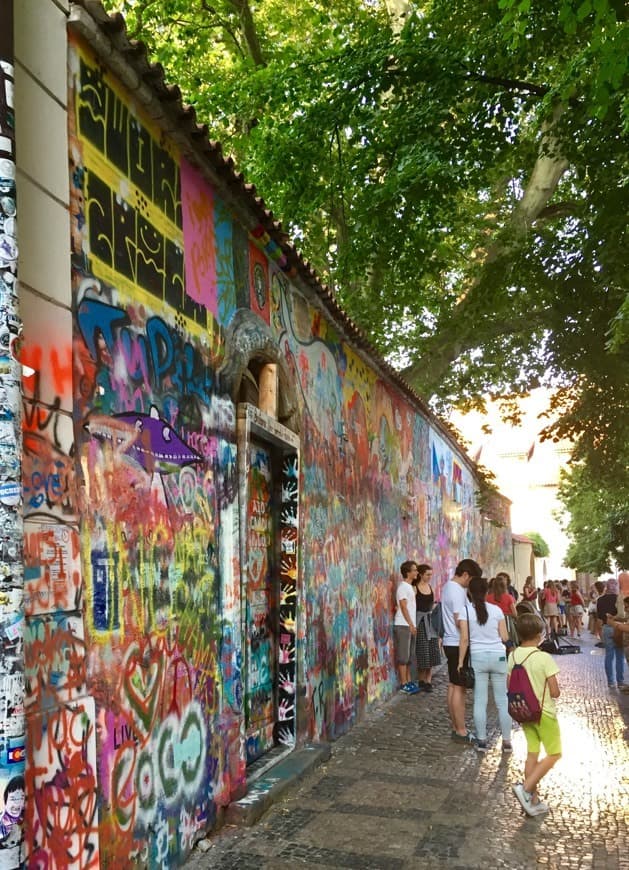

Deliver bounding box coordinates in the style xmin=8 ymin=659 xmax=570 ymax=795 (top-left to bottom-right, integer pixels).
xmin=602 ymin=624 xmax=625 ymax=686
xmin=472 ymin=650 xmax=512 ymax=741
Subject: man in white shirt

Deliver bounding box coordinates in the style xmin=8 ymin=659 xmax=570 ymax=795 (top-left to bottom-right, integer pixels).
xmin=441 ymin=558 xmax=482 ymax=740
xmin=394 ymin=561 xmax=420 ymax=694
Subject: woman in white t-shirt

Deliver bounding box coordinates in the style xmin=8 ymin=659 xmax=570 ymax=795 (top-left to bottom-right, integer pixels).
xmin=458 ymin=576 xmax=512 ymax=753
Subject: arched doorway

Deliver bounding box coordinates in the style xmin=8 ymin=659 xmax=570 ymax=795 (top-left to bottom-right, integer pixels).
xmin=220 ymin=311 xmax=300 ymax=765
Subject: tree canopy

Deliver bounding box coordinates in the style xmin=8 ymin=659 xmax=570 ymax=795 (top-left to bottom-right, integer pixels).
xmin=525 ymin=532 xmax=550 ymax=560
xmin=558 ymin=463 xmax=629 ymax=573
xmin=102 ymin=0 xmax=628 ymax=569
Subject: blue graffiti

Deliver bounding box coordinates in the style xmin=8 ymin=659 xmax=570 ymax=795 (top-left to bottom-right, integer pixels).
xmin=77 ymin=298 xmax=214 ymax=406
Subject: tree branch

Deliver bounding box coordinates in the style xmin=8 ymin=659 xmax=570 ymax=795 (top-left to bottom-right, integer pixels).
xmin=535 ymin=201 xmax=582 ymax=221
xmin=403 ymin=106 xmax=570 ymax=395
xmin=226 ymin=0 xmax=266 ymax=67
xmin=464 ymin=70 xmax=549 ymax=98
xmin=200 ymin=0 xmax=246 ymax=58
xmin=464 ymin=69 xmax=581 ymax=108
xmin=125 ymin=0 xmax=163 ymax=42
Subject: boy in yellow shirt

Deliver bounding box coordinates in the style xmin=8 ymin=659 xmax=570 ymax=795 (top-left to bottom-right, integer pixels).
xmin=508 ymin=613 xmax=562 ymax=816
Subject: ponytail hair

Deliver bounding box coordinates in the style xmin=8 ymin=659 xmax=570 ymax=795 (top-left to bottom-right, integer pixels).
xmin=469 ymin=576 xmax=489 ymax=626
xmin=493 ymin=575 xmax=507 ymax=601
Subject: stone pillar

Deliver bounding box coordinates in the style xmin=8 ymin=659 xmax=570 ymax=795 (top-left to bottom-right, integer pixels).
xmin=258 ymin=363 xmax=278 ymax=418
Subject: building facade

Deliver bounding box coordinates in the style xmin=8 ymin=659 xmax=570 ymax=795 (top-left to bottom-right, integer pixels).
xmin=3 ymin=1 xmax=513 ymax=866
xmin=451 ymin=390 xmax=574 ymax=581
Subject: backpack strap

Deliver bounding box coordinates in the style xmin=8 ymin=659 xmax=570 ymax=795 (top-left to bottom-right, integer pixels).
xmin=539 ymin=677 xmax=548 ymax=712
xmin=516 ymin=649 xmax=548 ymax=713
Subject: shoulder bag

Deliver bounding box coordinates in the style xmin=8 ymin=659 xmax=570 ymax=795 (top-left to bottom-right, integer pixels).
xmin=459 ymin=606 xmax=476 ymax=689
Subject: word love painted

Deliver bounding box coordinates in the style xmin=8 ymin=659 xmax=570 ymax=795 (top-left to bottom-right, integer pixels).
xmin=111 ymin=701 xmax=208 ymax=830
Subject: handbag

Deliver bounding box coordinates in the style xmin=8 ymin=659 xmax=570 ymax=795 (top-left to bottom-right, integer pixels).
xmin=459 ymin=663 xmax=476 ymax=689
xmin=459 ymin=607 xmax=475 ymax=688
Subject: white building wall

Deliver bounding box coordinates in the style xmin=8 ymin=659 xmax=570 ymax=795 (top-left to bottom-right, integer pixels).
xmin=513 ymin=540 xmax=534 ymax=592
xmin=15 ymin=0 xmax=71 ymax=315
xmin=451 ymin=390 xmax=574 ymax=580
xmin=15 ymin=5 xmax=93 ymax=867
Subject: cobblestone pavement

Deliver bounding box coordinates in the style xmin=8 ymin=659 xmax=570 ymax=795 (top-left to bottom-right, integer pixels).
xmin=189 ymin=632 xmax=629 ymax=869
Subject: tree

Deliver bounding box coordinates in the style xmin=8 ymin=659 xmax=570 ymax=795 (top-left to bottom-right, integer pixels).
xmin=102 ymin=0 xmax=628 ymax=561
xmin=558 ymin=464 xmax=629 ymax=574
xmin=103 ymin=1 xmax=627 ymax=390
xmin=524 ymin=532 xmax=550 ymax=560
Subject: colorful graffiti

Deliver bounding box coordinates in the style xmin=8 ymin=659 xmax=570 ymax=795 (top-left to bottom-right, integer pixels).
xmin=58 ymin=36 xmax=247 ymax=868
xmin=18 ymin=20 xmax=511 ymax=868
xmin=242 ymin=438 xmax=299 ymax=762
xmin=27 ymin=698 xmax=99 ymax=869
xmin=76 ymin=52 xmax=183 ymax=309
xmin=73 ymin=281 xmax=240 ymax=861
xmin=276 ymin=453 xmax=298 ymax=746
xmin=20 ymin=293 xmax=89 ymax=868
xmin=244 ymin=443 xmax=275 ymax=762
xmin=99 ymin=637 xmax=209 ymax=852
xmin=273 ymin=279 xmax=512 ymax=739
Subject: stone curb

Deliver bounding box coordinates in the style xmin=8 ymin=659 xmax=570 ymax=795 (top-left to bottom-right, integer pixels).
xmin=223 ymin=742 xmax=332 ymax=827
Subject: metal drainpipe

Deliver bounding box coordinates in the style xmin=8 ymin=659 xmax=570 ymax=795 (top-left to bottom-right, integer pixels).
xmin=0 ymin=0 xmax=26 ymax=861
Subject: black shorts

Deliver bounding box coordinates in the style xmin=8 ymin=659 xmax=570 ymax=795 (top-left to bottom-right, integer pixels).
xmin=444 ymin=645 xmax=469 ymax=687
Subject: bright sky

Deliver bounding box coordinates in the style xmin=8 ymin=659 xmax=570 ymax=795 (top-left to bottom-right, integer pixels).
xmin=450 ymin=388 xmax=573 ymax=577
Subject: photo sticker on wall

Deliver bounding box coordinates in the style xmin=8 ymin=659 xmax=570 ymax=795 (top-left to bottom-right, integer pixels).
xmin=249 ymin=241 xmax=270 ymax=324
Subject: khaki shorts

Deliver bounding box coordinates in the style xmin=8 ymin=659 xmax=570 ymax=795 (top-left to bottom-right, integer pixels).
xmin=393 ymin=625 xmax=412 ymax=665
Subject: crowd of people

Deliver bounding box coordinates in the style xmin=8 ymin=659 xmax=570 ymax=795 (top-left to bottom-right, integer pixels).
xmin=393 ymin=560 xmax=629 ymax=817
xmin=537 ymin=578 xmax=587 ymax=637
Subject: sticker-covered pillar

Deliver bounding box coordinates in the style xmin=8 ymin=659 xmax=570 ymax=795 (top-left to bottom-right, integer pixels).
xmin=0 ymin=0 xmax=26 ymax=866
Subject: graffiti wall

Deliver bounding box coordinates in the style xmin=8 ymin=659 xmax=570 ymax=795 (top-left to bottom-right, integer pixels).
xmin=16 ymin=17 xmax=510 ymax=868
xmin=277 ymin=453 xmax=299 ymax=746
xmin=269 ymin=278 xmax=512 ymax=740
xmin=244 ymin=442 xmax=275 ymax=761
xmin=21 ymin=282 xmax=97 ymax=868
xmin=69 ymin=37 xmax=251 ymax=867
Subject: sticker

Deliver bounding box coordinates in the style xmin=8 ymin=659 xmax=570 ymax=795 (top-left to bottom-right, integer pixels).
xmin=0 ymin=481 xmax=20 ymax=506
xmin=0 ymin=234 xmax=17 ymax=262
xmin=0 ymin=197 xmax=15 ymax=217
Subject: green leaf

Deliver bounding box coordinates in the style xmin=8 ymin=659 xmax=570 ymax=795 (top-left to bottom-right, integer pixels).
xmin=577 ymin=0 xmax=592 ymax=21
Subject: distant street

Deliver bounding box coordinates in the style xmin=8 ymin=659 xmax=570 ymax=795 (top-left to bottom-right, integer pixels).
xmin=189 ymin=631 xmax=629 ymax=869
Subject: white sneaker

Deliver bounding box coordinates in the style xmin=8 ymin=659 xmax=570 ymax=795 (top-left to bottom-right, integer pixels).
xmin=513 ymin=783 xmax=534 ymax=815
xmin=529 ymin=800 xmax=550 ymax=816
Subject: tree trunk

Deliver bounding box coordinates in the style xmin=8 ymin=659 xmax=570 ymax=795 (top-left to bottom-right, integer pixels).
xmin=384 ymin=0 xmax=412 ymax=34
xmin=404 ymin=107 xmax=570 ymax=396
xmin=228 ymin=0 xmax=265 ymax=67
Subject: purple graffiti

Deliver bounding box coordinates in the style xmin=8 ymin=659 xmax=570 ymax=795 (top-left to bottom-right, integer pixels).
xmin=84 ymin=406 xmax=201 ymax=474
